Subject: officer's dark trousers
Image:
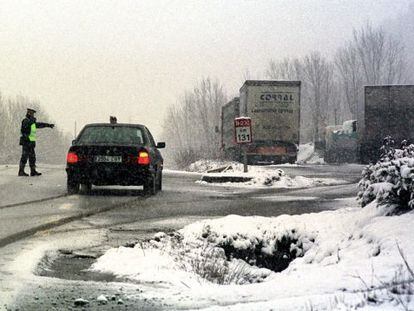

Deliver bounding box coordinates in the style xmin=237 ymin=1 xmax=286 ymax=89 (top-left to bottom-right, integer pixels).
xmin=20 ymin=143 xmax=36 ymax=169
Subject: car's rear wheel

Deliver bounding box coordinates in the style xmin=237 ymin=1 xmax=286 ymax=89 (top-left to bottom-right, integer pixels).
xmin=80 ymin=182 xmax=92 ymax=195
xmin=156 ymin=171 xmax=162 ymax=191
xmin=67 ymin=177 xmax=80 ymax=195
xmin=143 ymin=174 xmax=156 ymax=195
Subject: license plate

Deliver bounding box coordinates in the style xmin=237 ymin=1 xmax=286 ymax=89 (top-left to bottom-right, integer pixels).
xmin=94 ymin=155 xmax=122 ymax=163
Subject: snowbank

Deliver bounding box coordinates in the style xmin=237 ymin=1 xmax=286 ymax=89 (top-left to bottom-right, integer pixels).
xmin=90 ymin=202 xmax=414 ymax=310
xmin=188 ymin=159 xmax=241 ymax=173
xmin=198 ymin=162 xmax=344 ymax=188
xmin=297 ymin=143 xmax=324 ymax=164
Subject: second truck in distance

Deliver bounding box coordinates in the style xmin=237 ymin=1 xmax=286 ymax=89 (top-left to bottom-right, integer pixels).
xmin=222 ymin=80 xmax=301 ymax=164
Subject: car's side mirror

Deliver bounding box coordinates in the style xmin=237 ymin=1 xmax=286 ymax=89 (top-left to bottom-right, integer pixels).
xmin=72 ymin=139 xmax=77 ymax=145
xmin=156 ymin=142 xmax=166 ymax=149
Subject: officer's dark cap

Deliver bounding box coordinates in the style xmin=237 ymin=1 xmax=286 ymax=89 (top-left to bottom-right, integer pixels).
xmin=27 ymin=108 xmax=36 ymax=113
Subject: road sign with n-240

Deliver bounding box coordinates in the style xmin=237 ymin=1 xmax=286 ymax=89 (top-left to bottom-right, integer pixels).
xmin=234 ymin=117 xmax=252 ymax=144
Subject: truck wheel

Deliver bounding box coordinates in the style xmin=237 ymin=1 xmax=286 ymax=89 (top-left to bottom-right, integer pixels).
xmin=288 ymin=157 xmax=297 ymax=164
xmin=67 ymin=178 xmax=80 ymax=195
xmin=143 ymin=174 xmax=156 ymax=195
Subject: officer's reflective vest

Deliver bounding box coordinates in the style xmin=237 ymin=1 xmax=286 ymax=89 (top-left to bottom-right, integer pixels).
xmin=28 ymin=123 xmax=37 ymax=142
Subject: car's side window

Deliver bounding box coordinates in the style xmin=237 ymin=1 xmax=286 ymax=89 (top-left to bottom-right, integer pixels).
xmin=146 ymin=128 xmax=156 ymax=147
xmin=135 ymin=129 xmax=144 ymax=144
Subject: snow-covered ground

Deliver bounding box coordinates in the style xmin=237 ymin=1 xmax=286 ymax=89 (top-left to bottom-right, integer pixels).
xmin=0 ymin=164 xmax=66 ymax=206
xmin=188 ymin=144 xmax=328 ymax=189
xmin=198 ymin=164 xmax=345 ymax=188
xmin=90 ymin=201 xmax=414 ymax=310
xmin=87 ymin=160 xmax=414 ymax=310
xmin=2 ymin=161 xmax=412 ymax=309
xmin=190 ymin=159 xmax=345 ymax=189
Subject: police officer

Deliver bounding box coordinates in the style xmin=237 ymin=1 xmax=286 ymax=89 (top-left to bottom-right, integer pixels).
xmin=18 ymin=108 xmax=55 ymax=176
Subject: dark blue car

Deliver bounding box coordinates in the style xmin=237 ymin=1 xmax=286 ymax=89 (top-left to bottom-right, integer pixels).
xmin=66 ymin=122 xmax=165 ymax=195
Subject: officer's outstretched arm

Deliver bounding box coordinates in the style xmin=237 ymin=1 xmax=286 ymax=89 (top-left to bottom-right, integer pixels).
xmin=36 ymin=122 xmax=55 ymax=129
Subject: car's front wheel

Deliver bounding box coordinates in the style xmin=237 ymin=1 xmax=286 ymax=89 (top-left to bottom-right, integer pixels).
xmin=67 ymin=177 xmax=80 ymax=195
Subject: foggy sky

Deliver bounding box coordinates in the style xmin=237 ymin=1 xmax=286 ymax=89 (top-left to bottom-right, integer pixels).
xmin=0 ymin=0 xmax=411 ymax=140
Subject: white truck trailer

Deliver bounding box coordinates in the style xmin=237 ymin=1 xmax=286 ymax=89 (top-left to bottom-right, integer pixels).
xmin=221 ymin=80 xmax=301 ymax=164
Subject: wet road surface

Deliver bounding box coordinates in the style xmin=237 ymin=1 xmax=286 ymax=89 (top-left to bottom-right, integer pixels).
xmin=0 ymin=164 xmax=364 ymax=310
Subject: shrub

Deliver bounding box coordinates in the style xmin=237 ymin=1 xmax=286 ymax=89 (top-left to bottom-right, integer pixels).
xmin=147 ymin=232 xmax=270 ymax=285
xmin=358 ymin=137 xmax=414 ymax=213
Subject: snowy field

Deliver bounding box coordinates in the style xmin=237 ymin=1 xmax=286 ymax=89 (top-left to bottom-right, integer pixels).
xmin=88 ymin=157 xmax=414 ymax=310
xmin=2 ymin=156 xmax=412 ymax=309
xmin=90 ymin=201 xmax=414 ymax=310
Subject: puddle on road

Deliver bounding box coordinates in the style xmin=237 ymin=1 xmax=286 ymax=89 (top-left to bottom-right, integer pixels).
xmin=35 ymin=218 xmax=206 ymax=283
xmin=35 ymin=249 xmax=115 ymax=282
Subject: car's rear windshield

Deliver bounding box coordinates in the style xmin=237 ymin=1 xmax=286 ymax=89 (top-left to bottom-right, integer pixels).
xmin=77 ymin=126 xmax=145 ymax=145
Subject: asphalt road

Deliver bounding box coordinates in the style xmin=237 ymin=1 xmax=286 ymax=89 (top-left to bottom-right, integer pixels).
xmin=0 ymin=164 xmax=364 ymax=310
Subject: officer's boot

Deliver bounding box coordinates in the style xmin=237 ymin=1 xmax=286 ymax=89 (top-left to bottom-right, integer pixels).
xmin=18 ymin=165 xmax=29 ymax=177
xmin=30 ymin=166 xmax=42 ymax=176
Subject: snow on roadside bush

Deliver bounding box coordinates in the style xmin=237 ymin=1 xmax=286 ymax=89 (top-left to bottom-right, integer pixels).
xmin=90 ymin=202 xmax=408 ymax=293
xmin=358 ymin=137 xmax=414 ymax=213
xmin=187 ymin=215 xmax=314 ymax=273
xmin=90 ymin=215 xmax=319 ymax=286
xmin=110 ymin=215 xmax=317 ymax=285
xmin=148 ymin=231 xmax=271 ymax=285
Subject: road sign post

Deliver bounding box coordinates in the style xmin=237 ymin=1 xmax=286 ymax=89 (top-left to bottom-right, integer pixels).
xmin=234 ymin=117 xmax=252 ymax=173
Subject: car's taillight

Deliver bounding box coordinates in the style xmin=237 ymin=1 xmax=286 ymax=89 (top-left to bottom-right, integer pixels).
xmin=67 ymin=152 xmax=79 ymax=164
xmin=138 ymin=151 xmax=150 ymax=165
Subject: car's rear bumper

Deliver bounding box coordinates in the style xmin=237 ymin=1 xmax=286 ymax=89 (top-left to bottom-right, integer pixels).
xmin=66 ymin=163 xmax=154 ymax=186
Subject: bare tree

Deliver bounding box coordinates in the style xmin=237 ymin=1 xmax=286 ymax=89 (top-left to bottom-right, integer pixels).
xmin=301 ymin=52 xmax=338 ymax=141
xmin=335 ymin=23 xmax=409 ymax=120
xmin=161 ymin=78 xmax=227 ymax=168
xmin=266 ymin=23 xmax=410 ymax=144
xmin=335 ymin=43 xmax=362 ymax=118
xmin=353 ymin=23 xmax=408 ymax=85
xmin=242 ymin=68 xmax=251 ymax=81
xmin=0 ymin=94 xmax=70 ymax=164
xmin=266 ymin=58 xmax=301 ymax=81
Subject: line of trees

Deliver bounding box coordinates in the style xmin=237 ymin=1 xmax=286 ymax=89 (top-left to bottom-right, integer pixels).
xmin=267 ymin=23 xmax=411 ymax=142
xmin=0 ymin=94 xmax=71 ymax=164
xmin=162 ymin=23 xmax=413 ymax=168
